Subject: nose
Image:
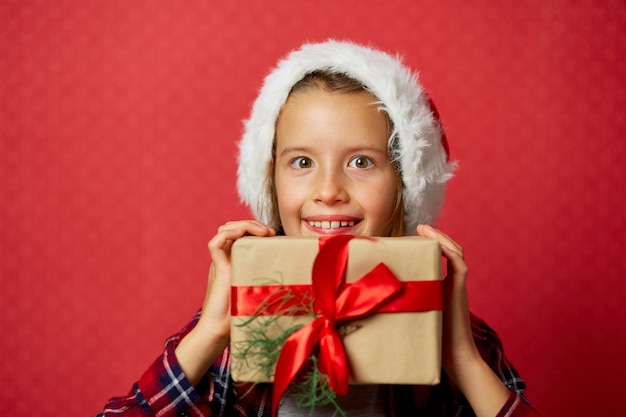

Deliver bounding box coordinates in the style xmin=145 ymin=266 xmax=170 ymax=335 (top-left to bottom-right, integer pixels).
xmin=312 ymin=167 xmax=349 ymax=205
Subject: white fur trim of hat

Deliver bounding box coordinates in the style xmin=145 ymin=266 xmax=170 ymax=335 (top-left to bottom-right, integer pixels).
xmin=237 ymin=40 xmax=456 ymax=235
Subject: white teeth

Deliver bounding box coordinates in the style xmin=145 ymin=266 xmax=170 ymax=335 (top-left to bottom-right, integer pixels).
xmin=308 ymin=220 xmax=356 ymax=229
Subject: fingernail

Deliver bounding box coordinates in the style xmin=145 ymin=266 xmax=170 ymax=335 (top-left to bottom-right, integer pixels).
xmin=421 ymin=224 xmax=435 ymax=236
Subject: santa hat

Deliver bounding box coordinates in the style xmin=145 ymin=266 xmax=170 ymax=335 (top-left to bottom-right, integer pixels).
xmin=237 ymin=40 xmax=456 ymax=235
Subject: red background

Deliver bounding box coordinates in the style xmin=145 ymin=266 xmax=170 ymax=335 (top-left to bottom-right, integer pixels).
xmin=1 ymin=1 xmax=625 ymax=415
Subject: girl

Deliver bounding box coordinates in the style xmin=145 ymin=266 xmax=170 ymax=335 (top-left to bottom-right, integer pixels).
xmin=99 ymin=40 xmax=538 ymax=417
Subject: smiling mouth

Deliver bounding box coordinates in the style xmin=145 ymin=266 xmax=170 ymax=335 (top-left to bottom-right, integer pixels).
xmin=307 ymin=220 xmax=358 ymax=230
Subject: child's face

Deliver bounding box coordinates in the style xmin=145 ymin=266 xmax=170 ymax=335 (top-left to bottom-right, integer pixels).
xmin=274 ymin=89 xmax=399 ymax=237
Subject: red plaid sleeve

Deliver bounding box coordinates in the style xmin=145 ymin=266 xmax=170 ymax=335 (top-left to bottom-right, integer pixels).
xmin=98 ymin=312 xmax=213 ymax=417
xmin=472 ymin=314 xmax=540 ymax=417
xmin=496 ymin=391 xmax=541 ymax=417
xmin=98 ymin=346 xmax=211 ymax=417
xmin=135 ymin=343 xmax=212 ymax=417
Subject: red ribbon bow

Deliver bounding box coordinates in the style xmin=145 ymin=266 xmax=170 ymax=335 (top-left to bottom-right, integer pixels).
xmin=270 ymin=234 xmax=404 ymax=416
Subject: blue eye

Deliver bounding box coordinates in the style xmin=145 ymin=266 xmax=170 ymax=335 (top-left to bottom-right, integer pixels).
xmin=349 ymin=156 xmax=374 ymax=169
xmin=291 ymin=157 xmax=314 ymax=169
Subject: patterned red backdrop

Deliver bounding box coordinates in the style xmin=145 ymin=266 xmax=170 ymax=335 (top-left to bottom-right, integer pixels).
xmin=1 ymin=1 xmax=625 ymax=415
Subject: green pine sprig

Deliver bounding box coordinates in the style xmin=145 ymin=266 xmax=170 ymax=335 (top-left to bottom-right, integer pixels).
xmin=289 ymin=355 xmax=346 ymax=417
xmin=232 ymin=284 xmax=348 ymax=415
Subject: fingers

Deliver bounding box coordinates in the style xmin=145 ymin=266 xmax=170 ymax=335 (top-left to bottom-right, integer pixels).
xmin=417 ymin=224 xmax=468 ymax=287
xmin=208 ymin=220 xmax=275 ymax=267
xmin=198 ymin=220 xmax=275 ymax=342
xmin=417 ymin=224 xmax=479 ymax=379
xmin=416 ymin=224 xmax=463 ymax=259
xmin=216 ymin=220 xmax=276 ymax=235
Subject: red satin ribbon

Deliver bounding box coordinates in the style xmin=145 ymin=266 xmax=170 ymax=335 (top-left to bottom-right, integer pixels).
xmin=262 ymin=235 xmax=441 ymax=416
xmin=232 ymin=281 xmax=442 ymax=316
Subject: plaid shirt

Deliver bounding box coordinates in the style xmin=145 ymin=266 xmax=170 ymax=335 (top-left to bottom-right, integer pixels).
xmin=97 ymin=312 xmax=539 ymax=417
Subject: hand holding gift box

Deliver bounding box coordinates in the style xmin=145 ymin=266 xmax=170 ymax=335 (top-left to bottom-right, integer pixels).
xmin=230 ymin=234 xmax=443 ymax=414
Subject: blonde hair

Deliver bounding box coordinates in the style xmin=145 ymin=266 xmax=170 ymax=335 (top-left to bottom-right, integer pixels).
xmin=268 ymin=70 xmax=405 ymax=237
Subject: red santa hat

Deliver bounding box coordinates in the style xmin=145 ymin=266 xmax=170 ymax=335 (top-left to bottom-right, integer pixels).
xmin=237 ymin=40 xmax=456 ymax=235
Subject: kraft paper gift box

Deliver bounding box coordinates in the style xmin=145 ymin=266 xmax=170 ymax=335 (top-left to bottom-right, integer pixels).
xmin=230 ymin=235 xmax=442 ymax=386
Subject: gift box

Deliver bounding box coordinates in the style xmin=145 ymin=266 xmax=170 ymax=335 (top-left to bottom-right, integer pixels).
xmin=230 ymin=235 xmax=443 ymax=390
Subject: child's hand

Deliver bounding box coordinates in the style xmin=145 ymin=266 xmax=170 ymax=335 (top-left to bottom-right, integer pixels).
xmin=416 ymin=224 xmax=478 ymax=378
xmin=416 ymin=224 xmax=509 ymax=417
xmin=175 ymin=220 xmax=276 ymax=386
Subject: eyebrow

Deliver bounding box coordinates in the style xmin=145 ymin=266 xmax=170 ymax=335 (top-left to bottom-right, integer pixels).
xmin=277 ymin=144 xmax=388 ymax=157
xmin=276 ymin=146 xmax=311 ymax=157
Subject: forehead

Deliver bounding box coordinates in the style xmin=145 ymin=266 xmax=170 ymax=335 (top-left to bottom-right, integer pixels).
xmin=275 ymin=89 xmax=389 ymax=151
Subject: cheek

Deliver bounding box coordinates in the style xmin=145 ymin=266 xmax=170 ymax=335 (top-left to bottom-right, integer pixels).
xmin=366 ymin=178 xmax=400 ymax=227
xmin=374 ymin=189 xmax=397 ymax=218
xmin=275 ymin=178 xmax=302 ymax=220
xmin=275 ymin=190 xmax=306 ymax=236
